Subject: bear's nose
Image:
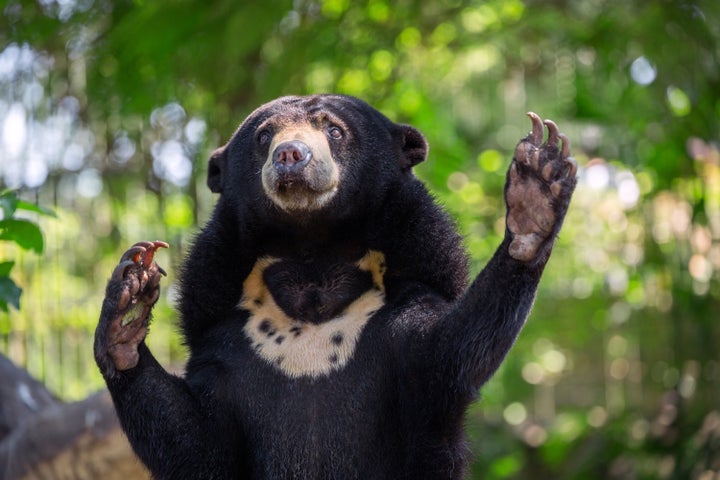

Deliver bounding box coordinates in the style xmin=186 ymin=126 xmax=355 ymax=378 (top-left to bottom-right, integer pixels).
xmin=272 ymin=141 xmax=312 ymax=173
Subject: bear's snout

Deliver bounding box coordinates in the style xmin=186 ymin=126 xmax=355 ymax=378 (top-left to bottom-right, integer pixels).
xmin=272 ymin=140 xmax=312 ymax=175
xmin=260 ymin=122 xmax=340 ymax=212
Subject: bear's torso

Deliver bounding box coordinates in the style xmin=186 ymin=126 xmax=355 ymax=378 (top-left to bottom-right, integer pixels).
xmin=183 ymin=251 xmax=467 ymax=479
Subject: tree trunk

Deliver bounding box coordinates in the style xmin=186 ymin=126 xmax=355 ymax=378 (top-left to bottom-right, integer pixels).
xmin=0 ymin=354 xmax=150 ymax=480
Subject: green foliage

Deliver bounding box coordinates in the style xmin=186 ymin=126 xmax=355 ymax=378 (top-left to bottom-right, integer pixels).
xmin=0 ymin=261 xmax=21 ymax=311
xmin=0 ymin=219 xmax=44 ymax=253
xmin=0 ymin=191 xmax=55 ymax=311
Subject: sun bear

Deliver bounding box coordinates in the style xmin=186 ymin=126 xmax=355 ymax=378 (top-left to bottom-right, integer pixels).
xmin=94 ymin=94 xmax=576 ymax=479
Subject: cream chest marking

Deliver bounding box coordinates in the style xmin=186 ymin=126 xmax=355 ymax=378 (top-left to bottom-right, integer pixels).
xmin=239 ymin=251 xmax=386 ymax=378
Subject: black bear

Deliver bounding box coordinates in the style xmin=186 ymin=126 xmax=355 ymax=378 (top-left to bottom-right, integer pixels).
xmin=94 ymin=94 xmax=576 ymax=479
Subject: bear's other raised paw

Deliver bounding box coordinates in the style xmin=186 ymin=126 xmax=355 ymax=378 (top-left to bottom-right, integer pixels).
xmin=505 ymin=113 xmax=577 ymax=262
xmin=94 ymin=241 xmax=168 ymax=374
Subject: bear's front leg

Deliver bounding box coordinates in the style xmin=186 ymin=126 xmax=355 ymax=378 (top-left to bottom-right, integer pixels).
xmin=94 ymin=241 xmax=168 ymax=376
xmin=425 ymin=113 xmax=578 ymax=398
xmin=94 ymin=241 xmax=237 ymax=478
xmin=506 ymin=113 xmax=577 ymax=262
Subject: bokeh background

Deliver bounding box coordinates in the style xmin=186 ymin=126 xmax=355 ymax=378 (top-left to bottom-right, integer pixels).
xmin=1 ymin=0 xmax=719 ymax=478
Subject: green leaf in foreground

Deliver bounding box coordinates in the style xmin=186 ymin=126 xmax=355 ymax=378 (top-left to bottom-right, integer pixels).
xmin=16 ymin=199 xmax=57 ymax=218
xmin=0 ymin=261 xmax=14 ymax=276
xmin=0 ymin=193 xmax=18 ymax=219
xmin=0 ymin=219 xmax=45 ymax=253
xmin=0 ymin=276 xmax=22 ymax=311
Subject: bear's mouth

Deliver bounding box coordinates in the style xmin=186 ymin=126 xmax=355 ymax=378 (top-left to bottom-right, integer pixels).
xmin=264 ymin=173 xmax=339 ymax=212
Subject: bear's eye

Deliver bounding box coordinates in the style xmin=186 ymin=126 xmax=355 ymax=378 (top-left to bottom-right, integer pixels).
xmin=257 ymin=130 xmax=272 ymax=145
xmin=327 ymin=126 xmax=343 ymax=140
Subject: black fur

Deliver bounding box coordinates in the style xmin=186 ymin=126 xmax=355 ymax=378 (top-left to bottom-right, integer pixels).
xmin=96 ymin=95 xmax=571 ymax=479
xmin=263 ymin=259 xmax=374 ymax=323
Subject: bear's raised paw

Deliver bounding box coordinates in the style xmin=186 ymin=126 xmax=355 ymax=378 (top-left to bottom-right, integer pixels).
xmin=505 ymin=113 xmax=577 ymax=262
xmin=95 ymin=241 xmax=168 ymax=373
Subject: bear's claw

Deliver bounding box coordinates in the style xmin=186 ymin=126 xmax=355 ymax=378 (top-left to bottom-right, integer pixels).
xmin=527 ymin=112 xmax=544 ymax=145
xmin=112 ymin=241 xmax=169 ymax=281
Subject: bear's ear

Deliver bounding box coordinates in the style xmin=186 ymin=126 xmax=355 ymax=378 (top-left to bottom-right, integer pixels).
xmin=399 ymin=125 xmax=428 ymax=170
xmin=207 ymin=146 xmax=227 ymax=193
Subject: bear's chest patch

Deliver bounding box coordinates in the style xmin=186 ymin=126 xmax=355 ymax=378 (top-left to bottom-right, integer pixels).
xmin=239 ymin=251 xmax=386 ymax=378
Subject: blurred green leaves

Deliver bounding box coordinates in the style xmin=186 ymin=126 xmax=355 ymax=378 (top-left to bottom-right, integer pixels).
xmin=0 ymin=218 xmax=44 ymax=253
xmin=0 ymin=191 xmax=54 ymax=311
xmin=0 ymin=261 xmax=21 ymax=311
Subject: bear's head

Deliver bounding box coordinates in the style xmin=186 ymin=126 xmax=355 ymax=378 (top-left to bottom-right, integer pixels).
xmin=207 ymin=95 xmax=427 ymax=226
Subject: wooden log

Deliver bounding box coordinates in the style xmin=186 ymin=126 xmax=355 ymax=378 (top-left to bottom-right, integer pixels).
xmin=0 ymin=354 xmax=149 ymax=480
